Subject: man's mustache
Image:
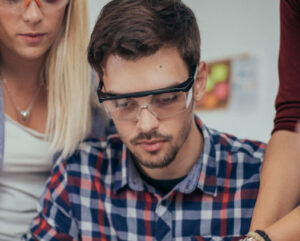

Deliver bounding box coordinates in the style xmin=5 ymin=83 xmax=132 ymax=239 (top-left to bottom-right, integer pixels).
xmin=130 ymin=132 xmax=172 ymax=145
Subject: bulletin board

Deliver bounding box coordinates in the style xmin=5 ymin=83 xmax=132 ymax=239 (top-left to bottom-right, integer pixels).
xmin=195 ymin=59 xmax=231 ymax=110
xmin=195 ymin=56 xmax=258 ymax=111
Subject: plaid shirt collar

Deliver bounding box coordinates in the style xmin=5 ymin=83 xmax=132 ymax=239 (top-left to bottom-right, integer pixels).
xmin=112 ymin=116 xmax=218 ymax=197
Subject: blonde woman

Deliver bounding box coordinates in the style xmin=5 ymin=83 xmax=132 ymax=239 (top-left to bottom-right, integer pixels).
xmin=0 ymin=0 xmax=106 ymax=240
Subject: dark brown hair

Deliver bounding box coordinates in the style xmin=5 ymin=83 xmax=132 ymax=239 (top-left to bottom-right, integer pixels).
xmin=88 ymin=0 xmax=200 ymax=79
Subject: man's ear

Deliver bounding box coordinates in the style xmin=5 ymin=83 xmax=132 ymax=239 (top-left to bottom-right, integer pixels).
xmin=97 ymin=74 xmax=107 ymax=92
xmin=193 ymin=62 xmax=208 ymax=102
xmin=96 ymin=74 xmax=103 ymax=91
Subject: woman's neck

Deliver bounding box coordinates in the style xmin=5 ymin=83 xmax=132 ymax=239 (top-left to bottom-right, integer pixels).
xmin=0 ymin=53 xmax=48 ymax=132
xmin=0 ymin=55 xmax=46 ymax=89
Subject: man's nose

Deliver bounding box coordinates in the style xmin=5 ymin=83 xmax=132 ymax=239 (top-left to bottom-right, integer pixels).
xmin=136 ymin=106 xmax=159 ymax=134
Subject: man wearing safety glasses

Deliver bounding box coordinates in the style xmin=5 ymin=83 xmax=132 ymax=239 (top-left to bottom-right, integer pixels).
xmin=26 ymin=0 xmax=266 ymax=240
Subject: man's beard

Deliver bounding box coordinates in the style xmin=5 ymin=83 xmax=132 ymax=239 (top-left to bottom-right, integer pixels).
xmin=129 ymin=117 xmax=192 ymax=169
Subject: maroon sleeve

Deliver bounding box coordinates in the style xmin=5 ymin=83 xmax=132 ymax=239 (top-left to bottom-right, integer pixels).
xmin=274 ymin=0 xmax=300 ymax=133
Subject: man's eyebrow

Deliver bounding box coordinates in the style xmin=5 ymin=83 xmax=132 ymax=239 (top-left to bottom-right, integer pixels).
xmin=102 ymin=79 xmax=188 ymax=96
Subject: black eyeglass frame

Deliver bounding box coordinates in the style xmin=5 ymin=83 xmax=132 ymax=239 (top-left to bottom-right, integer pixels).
xmin=97 ymin=65 xmax=198 ymax=103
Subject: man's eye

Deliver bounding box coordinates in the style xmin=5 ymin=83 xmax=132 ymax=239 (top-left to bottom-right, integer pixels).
xmin=43 ymin=0 xmax=59 ymax=3
xmin=114 ymin=99 xmax=137 ymax=109
xmin=155 ymin=94 xmax=179 ymax=105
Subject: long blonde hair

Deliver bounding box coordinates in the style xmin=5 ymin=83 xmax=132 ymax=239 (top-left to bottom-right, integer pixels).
xmin=46 ymin=0 xmax=96 ymax=158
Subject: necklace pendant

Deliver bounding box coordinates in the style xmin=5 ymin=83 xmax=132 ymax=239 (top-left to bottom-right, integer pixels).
xmin=1 ymin=76 xmax=43 ymax=125
xmin=18 ymin=109 xmax=30 ymax=123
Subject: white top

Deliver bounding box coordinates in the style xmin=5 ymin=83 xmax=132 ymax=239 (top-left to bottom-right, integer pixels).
xmin=0 ymin=115 xmax=53 ymax=241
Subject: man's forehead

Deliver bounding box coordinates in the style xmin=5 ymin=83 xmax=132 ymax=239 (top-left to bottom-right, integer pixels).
xmin=102 ymin=48 xmax=189 ymax=93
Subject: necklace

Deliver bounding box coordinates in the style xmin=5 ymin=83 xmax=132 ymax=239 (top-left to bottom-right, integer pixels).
xmin=1 ymin=75 xmax=44 ymax=124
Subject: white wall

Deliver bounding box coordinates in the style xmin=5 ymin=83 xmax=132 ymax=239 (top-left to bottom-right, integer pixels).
xmin=88 ymin=0 xmax=280 ymax=142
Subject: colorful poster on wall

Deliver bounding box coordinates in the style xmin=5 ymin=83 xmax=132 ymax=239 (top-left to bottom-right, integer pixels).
xmin=195 ymin=59 xmax=231 ymax=110
xmin=195 ymin=55 xmax=258 ymax=111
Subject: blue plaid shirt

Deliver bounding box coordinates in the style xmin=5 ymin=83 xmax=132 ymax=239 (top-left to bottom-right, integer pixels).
xmin=25 ymin=117 xmax=266 ymax=241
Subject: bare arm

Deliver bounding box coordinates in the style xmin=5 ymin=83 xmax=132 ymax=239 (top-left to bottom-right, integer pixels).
xmin=264 ymin=206 xmax=300 ymax=241
xmin=250 ymin=130 xmax=300 ymax=230
xmin=246 ymin=207 xmax=300 ymax=241
xmin=249 ymin=0 xmax=300 ymax=237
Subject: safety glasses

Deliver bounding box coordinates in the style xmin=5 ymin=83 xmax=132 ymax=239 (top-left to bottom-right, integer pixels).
xmin=0 ymin=0 xmax=69 ymax=13
xmin=98 ymin=65 xmax=198 ymax=121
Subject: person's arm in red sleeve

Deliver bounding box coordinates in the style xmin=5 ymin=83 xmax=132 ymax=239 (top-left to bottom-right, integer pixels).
xmin=250 ymin=0 xmax=300 ymax=231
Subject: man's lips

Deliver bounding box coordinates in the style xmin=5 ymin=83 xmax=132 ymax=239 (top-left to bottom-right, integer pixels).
xmin=137 ymin=140 xmax=166 ymax=152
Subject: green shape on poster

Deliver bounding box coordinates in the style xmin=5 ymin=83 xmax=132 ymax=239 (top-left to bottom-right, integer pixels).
xmin=206 ymin=75 xmax=215 ymax=92
xmin=211 ymin=64 xmax=228 ymax=82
